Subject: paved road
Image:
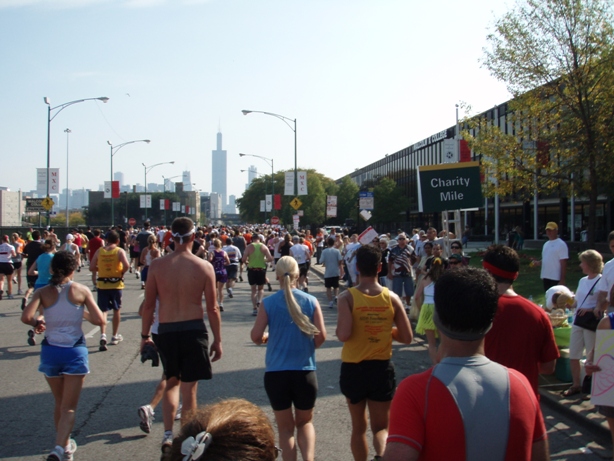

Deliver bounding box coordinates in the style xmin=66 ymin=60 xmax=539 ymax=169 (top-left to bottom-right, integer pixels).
xmin=0 ymin=263 xmax=612 ymax=460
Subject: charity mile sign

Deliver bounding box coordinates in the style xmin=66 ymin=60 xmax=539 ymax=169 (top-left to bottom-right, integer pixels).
xmin=417 ymin=161 xmax=482 ymax=213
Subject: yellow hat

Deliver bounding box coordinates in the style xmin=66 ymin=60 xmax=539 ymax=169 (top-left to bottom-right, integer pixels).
xmin=545 ymin=222 xmax=558 ymax=230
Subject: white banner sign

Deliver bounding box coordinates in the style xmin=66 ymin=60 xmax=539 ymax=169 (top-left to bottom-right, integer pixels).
xmin=104 ymin=181 xmax=112 ymax=199
xmin=284 ymin=172 xmax=294 ymax=196
xmin=293 ymin=214 xmax=300 ymax=230
xmin=442 ymin=138 xmax=458 ymax=163
xmin=37 ymin=168 xmax=60 ymax=195
xmin=181 ymin=205 xmax=186 ymax=213
xmin=140 ymin=194 xmax=152 ymax=208
xmin=160 ymin=199 xmax=166 ymax=210
xmin=327 ymin=195 xmax=337 ymax=206
xmin=172 ymin=201 xmax=180 ymax=212
xmin=265 ymin=194 xmax=272 ymax=212
xmin=326 ymin=206 xmax=337 ymax=217
xmin=260 ymin=200 xmax=265 ymax=212
xmin=297 ymin=171 xmax=308 ymax=195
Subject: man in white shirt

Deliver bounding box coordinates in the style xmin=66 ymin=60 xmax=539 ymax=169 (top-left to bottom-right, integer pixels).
xmin=596 ymin=230 xmax=614 ymax=315
xmin=534 ymin=222 xmax=568 ymax=291
xmin=290 ymin=235 xmax=311 ymax=292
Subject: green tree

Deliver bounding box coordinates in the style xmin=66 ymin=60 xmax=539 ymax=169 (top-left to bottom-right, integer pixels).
xmin=336 ymin=175 xmax=359 ymax=226
xmin=470 ymin=0 xmax=614 ymax=244
xmin=372 ymin=177 xmax=409 ymax=227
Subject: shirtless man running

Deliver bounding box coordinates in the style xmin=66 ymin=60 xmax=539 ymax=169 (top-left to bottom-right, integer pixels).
xmin=140 ymin=217 xmax=222 ymax=455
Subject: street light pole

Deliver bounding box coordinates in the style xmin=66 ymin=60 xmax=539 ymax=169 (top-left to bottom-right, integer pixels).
xmin=44 ymin=96 xmax=109 ymax=225
xmin=108 ymin=139 xmax=151 ymax=226
xmin=241 ymin=110 xmax=296 ymax=196
xmin=143 ymin=161 xmax=175 ymax=222
xmin=239 ymin=153 xmax=274 ymax=221
xmin=64 ymin=128 xmax=71 ymax=227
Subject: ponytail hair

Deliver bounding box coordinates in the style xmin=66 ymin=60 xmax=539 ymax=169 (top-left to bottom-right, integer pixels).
xmin=50 ymin=251 xmax=78 ymax=286
xmin=275 ymin=256 xmax=319 ymax=337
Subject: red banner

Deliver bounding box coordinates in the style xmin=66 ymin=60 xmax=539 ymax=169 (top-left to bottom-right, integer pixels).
xmin=274 ymin=194 xmax=281 ymax=210
xmin=460 ymin=140 xmax=472 ymax=162
xmin=111 ymin=181 xmax=120 ymax=199
xmin=164 ymin=199 xmax=170 ymax=210
xmin=185 ymin=205 xmax=190 ymax=214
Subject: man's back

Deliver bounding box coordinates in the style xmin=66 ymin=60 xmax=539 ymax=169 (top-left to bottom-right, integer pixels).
xmin=148 ymin=250 xmax=215 ymax=324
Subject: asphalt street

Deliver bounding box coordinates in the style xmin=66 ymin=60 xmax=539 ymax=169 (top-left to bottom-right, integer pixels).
xmin=0 ymin=264 xmax=612 ymax=460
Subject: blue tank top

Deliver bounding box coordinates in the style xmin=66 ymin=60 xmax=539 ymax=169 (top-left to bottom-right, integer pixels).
xmin=264 ymin=289 xmax=317 ymax=372
xmin=43 ymin=281 xmax=85 ymax=348
xmin=212 ymin=250 xmax=227 ymax=274
xmin=35 ymin=253 xmax=54 ymax=288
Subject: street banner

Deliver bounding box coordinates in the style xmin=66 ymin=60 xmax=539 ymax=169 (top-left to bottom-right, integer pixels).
xmin=293 ymin=214 xmax=300 ymax=230
xmin=327 ymin=195 xmax=337 ymax=206
xmin=172 ymin=202 xmax=180 ymax=212
xmin=298 ymin=171 xmax=308 ymax=195
xmin=37 ymin=168 xmax=60 ymax=195
xmin=260 ymin=200 xmax=265 ymax=212
xmin=417 ymin=161 xmax=483 ymax=213
xmin=265 ymin=194 xmax=272 ymax=212
xmin=181 ymin=205 xmax=185 ymax=213
xmin=358 ymin=226 xmax=378 ymax=245
xmin=284 ymin=172 xmax=294 ymax=195
xmin=185 ymin=205 xmax=190 ymax=214
xmin=140 ymin=194 xmax=152 ymax=209
xmin=160 ymin=199 xmax=165 ymax=210
xmin=112 ymin=181 xmax=120 ymax=198
xmin=326 ymin=206 xmax=337 ymax=217
xmin=442 ymin=138 xmax=458 ymax=163
xmin=274 ymin=194 xmax=281 ymax=210
xmin=104 ymin=181 xmax=112 ymax=199
xmin=359 ymin=191 xmax=374 ymax=210
xmin=165 ymin=199 xmax=170 ymax=210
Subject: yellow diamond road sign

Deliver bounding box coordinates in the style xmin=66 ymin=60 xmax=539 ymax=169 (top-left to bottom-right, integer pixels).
xmin=42 ymin=197 xmax=55 ymax=211
xmin=290 ymin=197 xmax=302 ymax=210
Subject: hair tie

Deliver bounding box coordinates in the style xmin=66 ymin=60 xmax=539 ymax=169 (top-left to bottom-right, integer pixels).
xmin=284 ymin=272 xmax=290 ymax=277
xmin=482 ymin=261 xmax=519 ymax=281
xmin=432 ymin=257 xmax=442 ymax=266
xmin=181 ymin=431 xmax=213 ymax=461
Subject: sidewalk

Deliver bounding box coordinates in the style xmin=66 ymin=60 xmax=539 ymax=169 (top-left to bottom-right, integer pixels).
xmin=308 ymin=257 xmax=612 ymax=444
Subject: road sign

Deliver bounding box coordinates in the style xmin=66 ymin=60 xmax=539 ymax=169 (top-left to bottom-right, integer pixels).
xmin=42 ymin=197 xmax=54 ymax=211
xmin=290 ymin=197 xmax=302 ymax=210
xmin=270 ymin=216 xmax=280 ymax=225
xmin=359 ymin=192 xmax=374 ymax=210
xmin=128 ymin=218 xmax=136 ymax=226
xmin=26 ymin=198 xmax=46 ymax=212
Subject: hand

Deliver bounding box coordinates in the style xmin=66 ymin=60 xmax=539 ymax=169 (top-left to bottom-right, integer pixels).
xmin=140 ymin=337 xmax=154 ymax=353
xmin=584 ymin=362 xmax=601 ymax=375
xmin=209 ymin=340 xmax=223 ymax=362
xmin=34 ymin=319 xmax=46 ymax=334
xmin=261 ymin=332 xmax=269 ymax=344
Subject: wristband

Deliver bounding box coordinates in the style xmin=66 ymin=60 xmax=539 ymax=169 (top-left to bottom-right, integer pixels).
xmin=141 ymin=334 xmax=151 ymax=339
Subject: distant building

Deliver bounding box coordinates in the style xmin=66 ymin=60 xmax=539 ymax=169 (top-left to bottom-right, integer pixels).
xmin=0 ymin=190 xmax=24 ymax=226
xmin=210 ymin=192 xmax=223 ymax=220
xmin=211 ymin=131 xmax=227 ymax=209
xmin=182 ymin=171 xmax=193 ymax=192
xmin=225 ymin=195 xmax=237 ymax=214
xmin=114 ymin=171 xmax=125 ymax=187
xmin=246 ymin=165 xmax=257 ymax=189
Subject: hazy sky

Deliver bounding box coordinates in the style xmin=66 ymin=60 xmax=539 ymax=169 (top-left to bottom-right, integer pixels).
xmin=0 ymin=0 xmax=512 ymax=202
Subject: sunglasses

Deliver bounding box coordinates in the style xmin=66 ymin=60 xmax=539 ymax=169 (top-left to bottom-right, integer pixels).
xmin=397 ymin=237 xmax=406 ymax=240
xmin=451 ymin=246 xmax=461 ymax=249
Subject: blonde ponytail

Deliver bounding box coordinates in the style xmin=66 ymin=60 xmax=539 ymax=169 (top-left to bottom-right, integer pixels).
xmin=276 ymin=256 xmax=320 ymax=337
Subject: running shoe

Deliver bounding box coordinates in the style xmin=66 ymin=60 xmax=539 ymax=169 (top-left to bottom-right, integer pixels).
xmin=21 ymin=298 xmax=26 ymax=311
xmin=46 ymin=446 xmax=64 ymax=461
xmin=92 ymin=286 xmax=97 ymax=292
xmin=227 ymin=288 xmax=233 ymax=298
xmin=303 ymin=287 xmax=309 ymax=293
xmin=77 ymin=266 xmax=80 ymax=273
xmin=17 ymin=289 xmax=23 ymax=295
xmin=267 ymin=283 xmax=272 ymax=292
xmin=161 ymin=431 xmax=174 ymax=454
xmin=175 ymin=404 xmax=182 ymax=420
xmin=141 ymin=283 xmax=145 ymax=290
xmin=12 ymin=277 xmax=17 ymax=284
xmin=252 ymin=308 xmax=258 ymax=316
xmin=110 ymin=334 xmax=123 ymax=345
xmin=239 ymin=276 xmax=243 ymax=282
xmin=138 ymin=404 xmax=154 ymax=434
xmin=130 ymin=267 xmax=133 ymax=273
xmin=0 ymin=290 xmax=3 ymax=300
xmin=27 ymin=329 xmax=36 ymax=346
xmin=99 ymin=335 xmax=108 ymax=351
xmin=329 ymin=301 xmax=334 ymax=309
xmin=136 ymin=271 xmax=140 ymax=279
xmin=7 ymin=294 xmax=13 ymax=300
xmin=219 ymin=304 xmax=224 ymax=312
xmin=63 ymin=438 xmax=77 ymax=461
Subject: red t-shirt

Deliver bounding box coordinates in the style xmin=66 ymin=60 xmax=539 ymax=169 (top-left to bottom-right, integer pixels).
xmin=485 ymin=294 xmax=560 ymax=395
xmin=244 ymin=233 xmax=252 ymax=244
xmin=88 ymin=237 xmax=104 ymax=261
xmin=388 ymin=357 xmax=547 ymax=460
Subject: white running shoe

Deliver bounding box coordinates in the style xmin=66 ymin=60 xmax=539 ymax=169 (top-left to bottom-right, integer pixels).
xmin=46 ymin=446 xmax=63 ymax=461
xmin=110 ymin=334 xmax=123 ymax=345
xmin=138 ymin=404 xmax=154 ymax=433
xmin=161 ymin=431 xmax=173 ymax=454
xmin=175 ymin=404 xmax=182 ymax=420
xmin=63 ymin=438 xmax=77 ymax=461
xmin=99 ymin=334 xmax=108 ymax=351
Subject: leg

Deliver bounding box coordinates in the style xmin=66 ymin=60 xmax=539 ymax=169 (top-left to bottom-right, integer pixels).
xmin=162 ymin=377 xmax=181 ymax=431
xmin=295 ymin=408 xmax=316 ymax=461
xmin=273 ymin=408 xmax=298 ymax=461
xmin=150 ymin=375 xmax=166 ymax=409
xmin=250 ymin=285 xmax=258 ymax=309
xmin=326 ymin=287 xmax=333 ymax=302
xmin=46 ymin=375 xmax=85 ymax=449
xmin=179 ymin=381 xmax=198 ymax=426
xmin=217 ymin=281 xmax=224 ymax=305
xmin=346 ymin=399 xmax=369 ymax=461
xmin=570 ymin=359 xmax=582 ymax=389
xmin=257 ymin=285 xmax=265 ymax=306
xmin=425 ymin=330 xmax=438 ymax=364
xmin=0 ymin=273 xmax=4 ymax=293
xmin=100 ymin=311 xmax=109 ymax=336
xmin=367 ymin=400 xmax=391 ymax=457
xmin=112 ymin=309 xmax=121 ymax=337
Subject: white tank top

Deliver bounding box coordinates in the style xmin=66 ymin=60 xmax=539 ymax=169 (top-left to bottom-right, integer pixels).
xmin=423 ymin=282 xmax=435 ymax=305
xmin=44 ymin=282 xmax=85 ymax=347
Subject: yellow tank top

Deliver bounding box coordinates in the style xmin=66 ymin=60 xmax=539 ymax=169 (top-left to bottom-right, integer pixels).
xmin=96 ymin=247 xmax=125 ymax=289
xmin=341 ymin=287 xmax=395 ymax=363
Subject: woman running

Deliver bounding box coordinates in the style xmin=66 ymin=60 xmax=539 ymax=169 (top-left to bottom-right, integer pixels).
xmin=414 ymin=257 xmax=445 ymax=364
xmin=208 ymin=238 xmax=230 ymax=311
xmin=251 ymin=256 xmax=326 ymax=461
xmin=139 ymin=235 xmax=161 ymax=290
xmin=21 ymin=251 xmax=104 ymax=461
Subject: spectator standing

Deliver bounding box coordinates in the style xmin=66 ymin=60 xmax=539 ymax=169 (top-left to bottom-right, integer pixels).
xmin=534 ymin=222 xmax=569 ymax=291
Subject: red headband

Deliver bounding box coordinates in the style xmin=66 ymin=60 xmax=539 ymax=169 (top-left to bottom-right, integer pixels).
xmin=482 ymin=261 xmax=519 ymax=281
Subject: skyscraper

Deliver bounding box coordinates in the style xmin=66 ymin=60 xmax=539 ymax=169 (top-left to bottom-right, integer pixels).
xmin=183 ymin=171 xmax=193 ymax=191
xmin=211 ymin=131 xmax=227 ymax=208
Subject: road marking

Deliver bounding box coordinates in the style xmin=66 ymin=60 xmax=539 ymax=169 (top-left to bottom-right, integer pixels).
xmin=85 ymin=325 xmax=103 ymax=338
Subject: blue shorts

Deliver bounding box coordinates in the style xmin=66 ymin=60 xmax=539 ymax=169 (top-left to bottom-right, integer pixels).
xmin=39 ymin=341 xmax=89 ymax=378
xmin=97 ymin=289 xmax=122 ymax=312
xmin=392 ymin=275 xmax=414 ymax=298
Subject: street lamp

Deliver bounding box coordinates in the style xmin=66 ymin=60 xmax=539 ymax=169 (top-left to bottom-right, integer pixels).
xmin=64 ymin=129 xmax=71 ymax=227
xmin=45 ymin=96 xmax=109 ymax=225
xmin=143 ymin=161 xmax=175 ymax=222
xmin=241 ymin=110 xmax=297 ymax=196
xmin=239 ymin=153 xmax=274 ymax=220
xmin=108 ymin=139 xmax=151 ymax=226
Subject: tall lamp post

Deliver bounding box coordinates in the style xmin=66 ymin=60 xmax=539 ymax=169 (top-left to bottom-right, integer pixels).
xmin=239 ymin=153 xmax=274 ymax=220
xmin=241 ymin=110 xmax=296 ymax=196
xmin=45 ymin=96 xmax=109 ymax=225
xmin=143 ymin=161 xmax=175 ymax=222
xmin=64 ymin=128 xmax=71 ymax=227
xmin=108 ymin=139 xmax=151 ymax=226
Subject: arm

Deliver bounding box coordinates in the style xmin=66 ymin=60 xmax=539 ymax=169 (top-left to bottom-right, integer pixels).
xmin=89 ymin=248 xmax=100 ymax=272
xmin=538 ymin=359 xmax=556 ymax=375
xmin=387 ymin=252 xmax=395 ymax=280
xmin=27 ymin=260 xmax=38 ymax=277
xmin=141 ymin=262 xmax=159 ymax=351
xmin=204 ymin=262 xmax=223 ymax=362
xmin=21 ymin=290 xmax=45 ymax=333
xmin=224 ymin=252 xmax=231 ymax=266
xmin=531 ymin=438 xmax=550 ymax=461
xmin=383 ymin=442 xmax=420 ymax=461
xmin=242 ymin=245 xmax=253 ymax=264
xmin=559 ymin=259 xmax=568 ymax=286
xmin=391 ymin=292 xmax=413 ymax=344
xmin=336 ymin=291 xmax=353 ymax=342
xmin=81 ymin=285 xmax=105 ymax=326
xmin=140 ymin=248 xmax=148 ymax=266
xmin=119 ymin=249 xmax=130 ymax=276
xmin=261 ymin=245 xmax=274 ymax=263
xmin=414 ymin=277 xmax=428 ymax=309
xmin=250 ymin=301 xmax=269 ymax=345
xmin=312 ymin=301 xmax=327 ymax=348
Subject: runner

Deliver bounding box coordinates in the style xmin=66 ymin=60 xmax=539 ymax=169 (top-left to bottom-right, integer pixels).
xmin=140 ymin=235 xmax=161 ymax=290
xmin=290 ymin=235 xmax=311 ymax=292
xmin=223 ymin=236 xmax=241 ymax=300
xmin=11 ymin=233 xmax=24 ymax=295
xmin=89 ymin=230 xmax=130 ymax=351
xmin=23 ymin=230 xmax=45 ymax=311
xmin=242 ymin=233 xmax=274 ymax=316
xmin=208 ymin=238 xmax=230 ymax=312
xmin=320 ymin=237 xmax=344 ymax=308
xmin=140 ymin=217 xmax=222 ymax=455
xmin=0 ymin=235 xmax=16 ymax=300
xmin=87 ymin=229 xmax=104 ymax=292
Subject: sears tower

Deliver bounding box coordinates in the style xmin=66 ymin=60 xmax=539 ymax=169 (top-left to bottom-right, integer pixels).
xmin=211 ymin=131 xmax=227 ymax=208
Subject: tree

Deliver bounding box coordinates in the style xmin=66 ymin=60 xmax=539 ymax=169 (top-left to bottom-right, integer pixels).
xmin=372 ymin=177 xmax=409 ymax=228
xmin=333 ymin=175 xmax=359 ymax=226
xmin=468 ymin=0 xmax=614 ymax=244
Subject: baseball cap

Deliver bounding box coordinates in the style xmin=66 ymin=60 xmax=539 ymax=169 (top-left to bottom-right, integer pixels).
xmin=545 ymin=222 xmax=558 ymax=230
xmin=292 ymin=235 xmax=300 ymax=241
xmin=65 ymin=233 xmax=74 ymax=241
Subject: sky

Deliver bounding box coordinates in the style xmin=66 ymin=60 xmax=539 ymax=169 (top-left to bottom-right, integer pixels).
xmin=0 ymin=0 xmax=513 ymax=203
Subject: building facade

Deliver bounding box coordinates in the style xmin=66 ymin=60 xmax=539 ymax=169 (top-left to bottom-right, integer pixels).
xmin=211 ymin=131 xmax=227 ymax=209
